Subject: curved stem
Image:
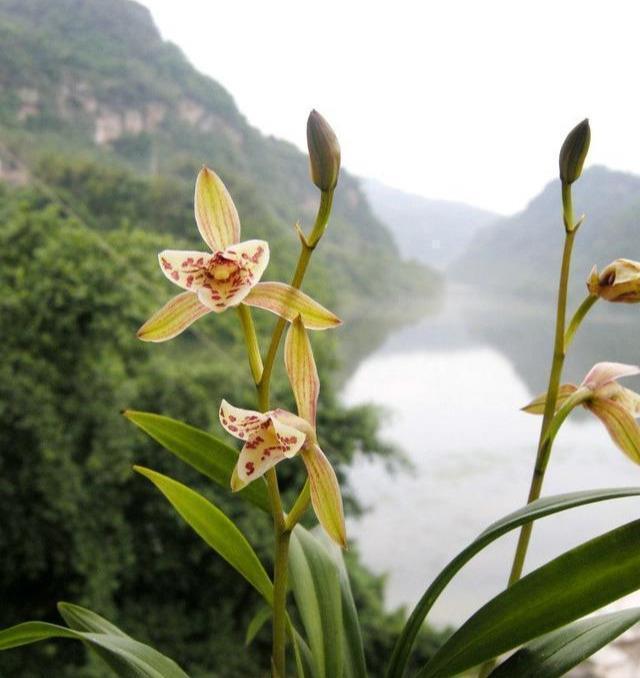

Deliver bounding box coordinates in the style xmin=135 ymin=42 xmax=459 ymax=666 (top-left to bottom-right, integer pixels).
xmin=564 ymin=294 xmax=598 ymax=351
xmin=284 ymin=480 xmax=311 ymax=532
xmin=237 ymin=304 xmax=264 ymax=385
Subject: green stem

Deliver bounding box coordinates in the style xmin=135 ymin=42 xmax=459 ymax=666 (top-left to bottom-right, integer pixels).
xmin=258 ymin=190 xmax=334 ymax=409
xmin=254 ymin=188 xmax=333 ymax=678
xmin=237 ymin=304 xmax=264 ymax=385
xmin=508 ymin=185 xmax=577 ymax=587
xmin=272 ymin=530 xmax=291 ymax=676
xmin=284 ymin=480 xmax=311 ymax=531
xmin=564 ymin=294 xmax=598 ymax=351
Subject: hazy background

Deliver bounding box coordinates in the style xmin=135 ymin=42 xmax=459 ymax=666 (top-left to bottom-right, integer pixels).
xmin=2 ymin=1 xmax=640 ymax=676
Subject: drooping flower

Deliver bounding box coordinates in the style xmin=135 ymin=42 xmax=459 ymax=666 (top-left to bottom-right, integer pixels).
xmin=523 ymin=361 xmax=640 ymax=463
xmin=137 ymin=167 xmax=270 ymax=342
xmin=219 ymin=400 xmax=347 ymax=547
xmin=587 ymin=259 xmax=640 ymax=303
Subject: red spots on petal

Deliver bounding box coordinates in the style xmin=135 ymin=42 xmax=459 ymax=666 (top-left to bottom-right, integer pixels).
xmin=161 ymin=258 xmax=173 ymax=270
xmin=245 ymin=462 xmax=255 ymax=476
xmin=251 ymin=247 xmax=264 ymax=264
xmin=186 ymin=275 xmax=194 ymax=288
xmin=228 ymin=425 xmax=238 ymax=432
xmin=196 ymin=257 xmax=204 ymax=266
xmin=215 ymin=302 xmax=225 ymax=308
xmin=229 ymin=415 xmax=237 ymax=422
xmin=183 ymin=257 xmax=194 ymax=267
xmin=171 ymin=270 xmax=180 ymax=281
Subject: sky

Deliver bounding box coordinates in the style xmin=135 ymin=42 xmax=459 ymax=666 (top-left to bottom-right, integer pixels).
xmin=140 ymin=0 xmax=640 ymax=215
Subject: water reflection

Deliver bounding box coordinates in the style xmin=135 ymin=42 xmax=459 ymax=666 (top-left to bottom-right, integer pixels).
xmin=343 ymin=284 xmax=640 ymax=626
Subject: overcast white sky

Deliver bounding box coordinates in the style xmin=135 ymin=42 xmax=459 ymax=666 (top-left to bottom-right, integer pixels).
xmin=140 ymin=0 xmax=640 ymax=215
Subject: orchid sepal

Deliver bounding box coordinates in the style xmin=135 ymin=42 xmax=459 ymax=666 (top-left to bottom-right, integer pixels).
xmin=243 ymin=282 xmax=341 ymax=330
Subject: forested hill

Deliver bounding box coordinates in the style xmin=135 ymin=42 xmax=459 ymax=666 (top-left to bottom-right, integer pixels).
xmin=0 ymin=0 xmax=439 ymax=317
xmin=456 ymin=166 xmax=640 ymax=302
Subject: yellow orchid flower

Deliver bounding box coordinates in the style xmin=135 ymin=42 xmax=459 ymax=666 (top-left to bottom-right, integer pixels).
xmin=137 ymin=167 xmax=269 ymax=342
xmin=523 ymin=361 xmax=640 ymax=464
xmin=588 ymin=259 xmax=640 ymax=303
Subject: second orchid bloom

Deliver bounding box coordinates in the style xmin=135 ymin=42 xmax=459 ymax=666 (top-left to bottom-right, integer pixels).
xmin=524 ymin=361 xmax=640 ymax=464
xmin=221 ymin=317 xmax=347 ymax=547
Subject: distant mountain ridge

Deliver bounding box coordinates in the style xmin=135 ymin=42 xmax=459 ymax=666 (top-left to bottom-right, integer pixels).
xmin=456 ymin=165 xmax=640 ymax=303
xmin=363 ymin=178 xmax=498 ymax=269
xmin=0 ymin=0 xmax=439 ymax=317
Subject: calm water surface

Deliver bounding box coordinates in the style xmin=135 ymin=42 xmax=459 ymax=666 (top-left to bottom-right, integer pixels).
xmin=342 ymin=285 xmax=640 ymax=627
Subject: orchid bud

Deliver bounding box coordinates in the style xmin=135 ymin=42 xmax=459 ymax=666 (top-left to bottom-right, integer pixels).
xmin=306 ymin=110 xmax=341 ymax=192
xmin=587 ymin=259 xmax=640 ymax=303
xmin=559 ymin=118 xmax=590 ymax=184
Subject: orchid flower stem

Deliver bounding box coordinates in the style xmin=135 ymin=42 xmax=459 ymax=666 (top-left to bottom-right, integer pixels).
xmin=284 ymin=480 xmax=311 ymax=531
xmin=241 ymin=188 xmax=333 ymax=678
xmin=478 ymin=184 xmax=581 ymax=678
xmin=564 ymin=294 xmax=598 ymax=351
xmin=508 ymin=184 xmax=578 ymax=585
xmin=237 ymin=304 xmax=264 ymax=385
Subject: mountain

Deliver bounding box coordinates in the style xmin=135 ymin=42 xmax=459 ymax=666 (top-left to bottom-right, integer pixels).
xmin=362 ymin=178 xmax=498 ymax=269
xmin=456 ymin=165 xmax=640 ymax=303
xmin=0 ymin=0 xmax=439 ymax=319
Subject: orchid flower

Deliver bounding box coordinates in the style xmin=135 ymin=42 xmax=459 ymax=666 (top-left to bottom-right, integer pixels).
xmin=588 ymin=259 xmax=640 ymax=303
xmin=523 ymin=361 xmax=640 ymax=464
xmin=137 ymin=167 xmax=269 ymax=342
xmin=220 ymin=317 xmax=346 ymax=546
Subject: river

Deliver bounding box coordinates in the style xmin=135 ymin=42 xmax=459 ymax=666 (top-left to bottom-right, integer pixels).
xmin=342 ymin=284 xmax=640 ymax=628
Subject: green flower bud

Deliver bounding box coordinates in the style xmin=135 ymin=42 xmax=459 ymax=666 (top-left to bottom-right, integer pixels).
xmin=306 ymin=109 xmax=341 ymax=192
xmin=559 ymin=118 xmax=590 ymax=184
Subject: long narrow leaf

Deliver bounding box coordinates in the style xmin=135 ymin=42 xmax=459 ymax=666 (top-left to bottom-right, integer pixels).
xmin=124 ymin=411 xmax=270 ymax=512
xmin=134 ymin=466 xmax=273 ymax=604
xmin=418 ymin=519 xmax=640 ymax=677
xmin=490 ymin=607 xmax=640 ymax=677
xmin=0 ymin=622 xmax=189 ymax=678
xmin=289 ymin=526 xmax=344 ymax=678
xmin=386 ymin=487 xmax=640 ymax=678
xmin=335 ymin=554 xmax=367 ymax=678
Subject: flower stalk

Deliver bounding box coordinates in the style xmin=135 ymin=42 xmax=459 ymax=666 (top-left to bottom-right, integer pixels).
xmin=507 ymin=184 xmax=578 ymax=586
xmin=235 ymin=186 xmax=335 ymax=677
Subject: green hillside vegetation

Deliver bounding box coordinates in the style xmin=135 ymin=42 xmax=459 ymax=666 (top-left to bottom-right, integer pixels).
xmin=0 ymin=0 xmax=439 ymax=318
xmin=0 ymin=0 xmax=443 ymax=675
xmin=456 ymin=166 xmax=640 ymax=304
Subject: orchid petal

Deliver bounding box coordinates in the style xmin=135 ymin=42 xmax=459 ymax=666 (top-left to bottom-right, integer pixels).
xmin=613 ymin=387 xmax=640 ymax=418
xmin=521 ymin=384 xmax=578 ymax=415
xmin=234 ymin=416 xmax=307 ymax=488
xmin=158 ymin=250 xmax=211 ymax=291
xmin=137 ymin=292 xmax=210 ymax=342
xmin=285 ymin=316 xmax=320 ymax=427
xmin=581 ymin=362 xmax=640 ymax=391
xmin=197 ymin=240 xmax=269 ymax=313
xmin=194 ymin=167 xmax=240 ymax=251
xmin=588 ymin=398 xmax=640 ymax=464
xmin=244 ymin=282 xmax=342 ymax=330
xmin=301 ymin=445 xmax=347 ymax=548
xmin=219 ymin=400 xmax=270 ymax=441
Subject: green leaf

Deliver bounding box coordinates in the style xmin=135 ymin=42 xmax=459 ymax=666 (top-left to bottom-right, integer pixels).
xmin=289 ymin=526 xmax=344 ymax=678
xmin=0 ymin=621 xmax=189 ymax=677
xmin=490 ymin=607 xmax=640 ymax=677
xmin=335 ymin=554 xmax=367 ymax=678
xmin=124 ymin=410 xmax=270 ymax=512
xmin=386 ymin=486 xmax=640 ymax=678
xmin=245 ymin=605 xmax=271 ymax=646
xmin=134 ymin=466 xmax=273 ymax=604
xmin=418 ymin=519 xmax=640 ymax=677
xmin=57 ymin=603 xmax=138 ymax=678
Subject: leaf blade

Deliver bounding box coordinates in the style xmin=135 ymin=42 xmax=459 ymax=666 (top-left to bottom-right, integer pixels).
xmin=124 ymin=410 xmax=270 ymax=512
xmin=385 ymin=487 xmax=640 ymax=678
xmin=134 ymin=466 xmax=273 ymax=605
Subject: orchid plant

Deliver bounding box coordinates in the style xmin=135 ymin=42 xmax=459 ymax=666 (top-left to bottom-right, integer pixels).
xmin=5 ymin=114 xmax=640 ymax=678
